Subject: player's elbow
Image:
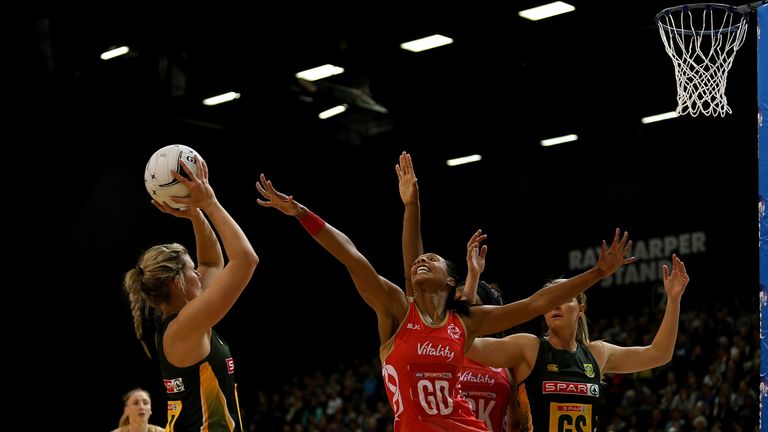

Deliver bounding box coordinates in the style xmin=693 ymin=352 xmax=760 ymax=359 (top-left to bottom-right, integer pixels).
xmin=242 ymin=250 xmax=260 ymax=271
xmin=250 ymin=251 xmax=260 ymax=267
xmin=646 ymin=347 xmax=674 ymax=369
xmin=660 ymin=350 xmax=674 ymax=366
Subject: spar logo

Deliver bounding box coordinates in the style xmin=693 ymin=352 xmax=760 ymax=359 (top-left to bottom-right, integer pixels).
xmin=542 ymin=381 xmax=599 ymax=397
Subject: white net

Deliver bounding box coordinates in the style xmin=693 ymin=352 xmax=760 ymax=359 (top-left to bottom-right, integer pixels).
xmin=656 ymin=4 xmax=749 ymax=116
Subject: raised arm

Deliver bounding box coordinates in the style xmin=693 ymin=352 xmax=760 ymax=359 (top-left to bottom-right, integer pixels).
xmin=469 ymin=228 xmax=635 ymax=337
xmin=462 ymin=229 xmax=488 ymax=304
xmin=397 ymin=152 xmax=487 ymax=302
xmin=397 ymin=151 xmax=422 ymax=297
xmin=151 ymin=199 xmax=224 ymax=289
xmin=256 ymin=174 xmax=408 ymax=332
xmin=170 ymin=158 xmax=259 ymax=336
xmin=588 ymin=254 xmax=689 ymax=374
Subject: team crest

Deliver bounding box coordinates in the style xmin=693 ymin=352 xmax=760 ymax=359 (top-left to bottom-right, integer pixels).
xmin=447 ymin=323 xmax=461 ymax=339
xmin=547 ymin=364 xmax=559 ymax=372
xmin=583 ymin=363 xmax=595 ymax=378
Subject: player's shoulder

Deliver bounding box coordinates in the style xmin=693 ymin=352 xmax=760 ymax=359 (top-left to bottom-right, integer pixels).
xmin=586 ymin=339 xmax=614 ymax=358
xmin=504 ymin=332 xmax=540 ymax=344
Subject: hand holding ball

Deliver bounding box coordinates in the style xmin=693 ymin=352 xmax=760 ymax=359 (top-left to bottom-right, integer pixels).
xmin=144 ymin=144 xmax=201 ymax=209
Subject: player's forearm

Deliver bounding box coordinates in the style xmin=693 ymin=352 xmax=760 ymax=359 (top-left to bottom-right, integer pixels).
xmin=402 ymin=201 xmax=422 ymax=297
xmin=204 ymin=202 xmax=258 ymax=267
xmin=647 ymin=297 xmax=681 ymax=365
xmin=527 ymin=267 xmax=603 ymax=315
xmin=191 ymin=209 xmax=224 ymax=269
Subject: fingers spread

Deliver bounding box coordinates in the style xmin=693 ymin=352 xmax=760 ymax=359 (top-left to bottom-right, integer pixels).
xmin=255 ymin=181 xmax=269 ymax=198
xmin=619 ymin=230 xmax=629 ymax=248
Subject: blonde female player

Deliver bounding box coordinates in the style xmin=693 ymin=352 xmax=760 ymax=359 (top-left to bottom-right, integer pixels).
xmin=111 ymin=388 xmax=165 ymax=432
xmin=467 ymin=257 xmax=689 ymax=431
xmin=123 ymin=157 xmax=258 ymax=431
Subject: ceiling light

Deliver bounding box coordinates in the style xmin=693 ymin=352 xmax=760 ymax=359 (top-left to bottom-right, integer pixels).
xmin=319 ymin=104 xmax=347 ymax=119
xmin=100 ymin=46 xmax=130 ymax=60
xmin=641 ymin=111 xmax=680 ymax=124
xmin=446 ymin=154 xmax=482 ymax=166
xmin=296 ymin=64 xmax=345 ymax=81
xmin=202 ymin=92 xmax=241 ymax=106
xmin=400 ymin=34 xmax=454 ymax=53
xmin=540 ymin=134 xmax=578 ymax=146
xmin=518 ymin=2 xmax=575 ymax=21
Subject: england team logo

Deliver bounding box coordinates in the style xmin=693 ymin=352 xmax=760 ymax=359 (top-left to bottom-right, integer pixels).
xmin=447 ymin=324 xmax=461 ymax=339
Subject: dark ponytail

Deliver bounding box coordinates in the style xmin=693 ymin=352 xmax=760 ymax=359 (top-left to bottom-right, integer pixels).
xmin=444 ymin=259 xmax=472 ymax=316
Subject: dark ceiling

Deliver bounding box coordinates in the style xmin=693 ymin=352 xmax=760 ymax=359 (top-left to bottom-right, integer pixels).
xmin=33 ymin=1 xmax=758 ymax=146
xmin=31 ymin=1 xmax=760 ymax=423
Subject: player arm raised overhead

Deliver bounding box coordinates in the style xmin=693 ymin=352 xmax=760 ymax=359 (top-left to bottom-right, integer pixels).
xmin=466 ymin=229 xmax=635 ymax=339
xmin=256 ymin=174 xmax=408 ymax=342
xmin=397 ymin=151 xmax=486 ymax=302
xmin=587 ymin=254 xmax=689 ymax=375
xmin=162 ymin=158 xmax=259 ymax=362
xmin=397 ymin=151 xmax=422 ymax=298
xmin=152 ymin=195 xmax=224 ymax=290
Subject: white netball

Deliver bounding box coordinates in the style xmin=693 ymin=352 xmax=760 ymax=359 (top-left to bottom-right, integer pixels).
xmin=144 ymin=144 xmax=200 ymax=209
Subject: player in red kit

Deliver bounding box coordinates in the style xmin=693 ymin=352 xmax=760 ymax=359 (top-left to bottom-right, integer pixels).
xmin=457 ymin=283 xmax=520 ymax=432
xmin=256 ymin=163 xmax=633 ymax=432
xmin=397 ymin=152 xmax=519 ymax=431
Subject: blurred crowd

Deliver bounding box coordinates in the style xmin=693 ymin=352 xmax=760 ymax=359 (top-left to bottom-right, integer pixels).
xmin=243 ymin=296 xmax=759 ymax=432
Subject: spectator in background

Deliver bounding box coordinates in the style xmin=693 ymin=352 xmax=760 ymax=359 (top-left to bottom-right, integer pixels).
xmin=112 ymin=388 xmax=164 ymax=432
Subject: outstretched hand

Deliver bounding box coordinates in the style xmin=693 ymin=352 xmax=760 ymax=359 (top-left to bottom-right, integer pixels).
xmin=466 ymin=229 xmax=488 ymax=277
xmin=166 ymin=156 xmax=216 ymax=211
xmin=595 ymin=228 xmax=636 ymax=278
xmin=255 ymin=173 xmax=304 ymax=217
xmin=396 ymin=151 xmax=419 ymax=206
xmin=662 ymin=254 xmax=689 ymax=301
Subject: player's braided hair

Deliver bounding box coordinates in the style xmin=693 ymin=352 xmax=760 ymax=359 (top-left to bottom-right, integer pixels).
xmin=123 ymin=243 xmax=188 ymax=358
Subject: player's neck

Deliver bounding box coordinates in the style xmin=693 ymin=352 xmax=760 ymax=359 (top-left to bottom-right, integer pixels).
xmin=547 ymin=331 xmax=578 ymax=352
xmin=415 ymin=292 xmax=448 ymax=326
xmin=125 ymin=422 xmax=150 ymax=432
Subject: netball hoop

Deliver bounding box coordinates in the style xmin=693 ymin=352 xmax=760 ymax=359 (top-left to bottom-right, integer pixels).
xmin=654 ymin=3 xmax=758 ymax=116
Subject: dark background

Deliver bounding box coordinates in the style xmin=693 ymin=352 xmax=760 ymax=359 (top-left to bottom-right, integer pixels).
xmin=29 ymin=1 xmax=758 ymax=428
